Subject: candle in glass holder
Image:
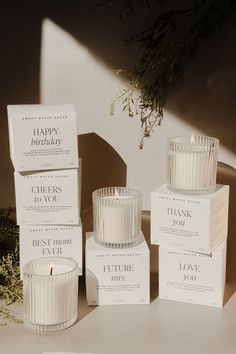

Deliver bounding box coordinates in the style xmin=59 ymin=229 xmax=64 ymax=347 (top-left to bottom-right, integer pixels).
xmin=23 ymin=257 xmax=79 ymax=333
xmin=168 ymin=135 xmax=219 ymax=194
xmin=92 ymin=187 xmax=142 ymax=248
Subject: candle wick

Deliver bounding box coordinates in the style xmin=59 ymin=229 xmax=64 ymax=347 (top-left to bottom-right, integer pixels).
xmin=50 ymin=267 xmax=53 ymax=276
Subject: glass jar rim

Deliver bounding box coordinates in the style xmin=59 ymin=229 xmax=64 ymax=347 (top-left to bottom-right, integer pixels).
xmin=23 ymin=257 xmax=79 ymax=279
xmin=168 ymin=135 xmax=219 ymax=150
xmin=92 ymin=186 xmax=142 ymax=200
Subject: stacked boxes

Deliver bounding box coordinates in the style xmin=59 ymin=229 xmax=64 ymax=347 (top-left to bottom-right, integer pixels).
xmin=86 ymin=232 xmax=150 ymax=305
xmin=151 ymin=184 xmax=229 ymax=308
xmin=86 ymin=186 xmax=150 ymax=305
xmin=8 ymin=104 xmax=82 ymax=277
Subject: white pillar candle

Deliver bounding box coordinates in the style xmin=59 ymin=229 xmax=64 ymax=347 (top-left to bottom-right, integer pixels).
xmin=168 ymin=136 xmax=219 ymax=194
xmin=23 ymin=257 xmax=79 ymax=333
xmin=93 ymin=187 xmax=142 ymax=248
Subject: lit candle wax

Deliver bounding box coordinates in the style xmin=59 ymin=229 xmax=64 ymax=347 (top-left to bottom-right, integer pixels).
xmin=168 ymin=136 xmax=219 ymax=194
xmin=93 ymin=187 xmax=142 ymax=248
xmin=23 ymin=257 xmax=78 ymax=333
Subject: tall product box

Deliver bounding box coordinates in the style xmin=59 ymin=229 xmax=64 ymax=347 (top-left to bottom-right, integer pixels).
xmin=8 ymin=104 xmax=78 ymax=172
xmin=86 ymin=233 xmax=150 ymax=305
xmin=159 ymin=241 xmax=227 ymax=308
xmin=20 ymin=223 xmax=83 ymax=278
xmin=14 ymin=169 xmax=80 ymax=225
xmin=151 ymin=184 xmax=229 ymax=254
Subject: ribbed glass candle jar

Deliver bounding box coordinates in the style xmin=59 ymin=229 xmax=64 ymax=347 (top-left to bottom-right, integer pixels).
xmin=92 ymin=187 xmax=142 ymax=248
xmin=23 ymin=257 xmax=79 ymax=333
xmin=168 ymin=136 xmax=219 ymax=195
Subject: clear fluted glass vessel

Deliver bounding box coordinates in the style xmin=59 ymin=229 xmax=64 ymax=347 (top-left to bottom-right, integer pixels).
xmin=168 ymin=136 xmax=219 ymax=195
xmin=23 ymin=257 xmax=79 ymax=333
xmin=93 ymin=187 xmax=142 ymax=248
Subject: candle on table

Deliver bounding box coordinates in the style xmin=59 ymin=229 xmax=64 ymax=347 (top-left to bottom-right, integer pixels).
xmin=23 ymin=257 xmax=79 ymax=333
xmin=167 ymin=135 xmax=219 ymax=194
xmin=92 ymin=187 xmax=142 ymax=248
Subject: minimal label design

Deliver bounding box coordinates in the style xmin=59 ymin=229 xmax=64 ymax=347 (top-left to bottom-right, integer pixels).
xmin=31 ymin=127 xmax=62 ymax=147
xmin=159 ymin=242 xmax=227 ymax=308
xmin=14 ymin=169 xmax=80 ymax=225
xmin=151 ymin=184 xmax=229 ymax=254
xmin=86 ymin=233 xmax=150 ymax=305
xmin=7 ymin=104 xmax=78 ymax=171
xmin=20 ymin=225 xmax=83 ymax=278
xmin=103 ymin=264 xmax=135 ymax=282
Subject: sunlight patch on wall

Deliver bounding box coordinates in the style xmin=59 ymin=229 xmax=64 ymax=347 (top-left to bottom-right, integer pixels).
xmin=40 ymin=18 xmax=129 ymax=135
xmin=40 ymin=19 xmax=236 ymax=209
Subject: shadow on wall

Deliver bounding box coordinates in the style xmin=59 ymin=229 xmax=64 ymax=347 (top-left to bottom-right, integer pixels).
xmin=142 ymin=210 xmax=158 ymax=302
xmin=47 ymin=2 xmax=236 ymax=155
xmin=217 ymin=162 xmax=236 ymax=304
xmin=78 ymin=132 xmax=127 ymax=217
xmin=166 ymin=12 xmax=236 ymax=154
xmin=0 ymin=3 xmax=42 ymax=208
xmin=1 ymin=1 xmax=236 ymax=207
xmin=0 ymin=1 xmax=146 ymax=208
xmin=78 ymin=132 xmax=126 ymax=271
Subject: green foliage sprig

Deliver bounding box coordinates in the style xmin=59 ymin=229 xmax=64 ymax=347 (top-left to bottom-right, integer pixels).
xmin=0 ymin=209 xmax=23 ymax=325
xmin=0 ymin=304 xmax=22 ymax=327
xmin=93 ymin=0 xmax=235 ymax=148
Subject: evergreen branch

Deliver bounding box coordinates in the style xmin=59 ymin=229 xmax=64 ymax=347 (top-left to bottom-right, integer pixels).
xmin=93 ymin=0 xmax=235 ymax=147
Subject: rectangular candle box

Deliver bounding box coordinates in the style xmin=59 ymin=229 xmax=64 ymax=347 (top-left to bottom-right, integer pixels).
xmin=14 ymin=168 xmax=80 ymax=225
xmin=86 ymin=232 xmax=150 ymax=305
xmin=20 ymin=223 xmax=83 ymax=279
xmin=7 ymin=104 xmax=78 ymax=171
xmin=151 ymin=184 xmax=229 ymax=254
xmin=159 ymin=240 xmax=227 ymax=308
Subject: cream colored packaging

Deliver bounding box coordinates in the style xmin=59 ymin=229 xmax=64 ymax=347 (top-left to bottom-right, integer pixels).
xmin=14 ymin=169 xmax=80 ymax=225
xmin=8 ymin=104 xmax=78 ymax=171
xmin=151 ymin=184 xmax=229 ymax=254
xmin=159 ymin=241 xmax=227 ymax=308
xmin=86 ymin=232 xmax=150 ymax=306
xmin=20 ymin=223 xmax=83 ymax=279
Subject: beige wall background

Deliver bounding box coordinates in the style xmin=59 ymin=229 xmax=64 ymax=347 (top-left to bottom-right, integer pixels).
xmin=0 ymin=2 xmax=236 ymax=211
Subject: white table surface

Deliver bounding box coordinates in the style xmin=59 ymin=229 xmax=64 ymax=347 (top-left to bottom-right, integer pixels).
xmin=1 ymin=280 xmax=236 ymax=354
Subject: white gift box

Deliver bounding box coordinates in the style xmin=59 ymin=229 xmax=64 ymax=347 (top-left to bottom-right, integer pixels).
xmin=20 ymin=223 xmax=83 ymax=279
xmin=7 ymin=104 xmax=78 ymax=172
xmin=159 ymin=240 xmax=227 ymax=308
xmin=14 ymin=169 xmax=80 ymax=225
xmin=151 ymin=184 xmax=229 ymax=254
xmin=86 ymin=232 xmax=150 ymax=305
